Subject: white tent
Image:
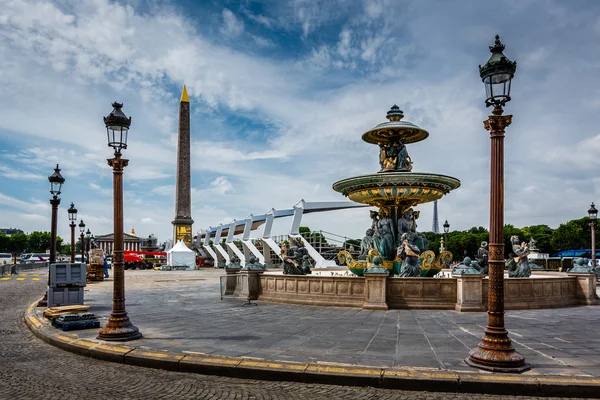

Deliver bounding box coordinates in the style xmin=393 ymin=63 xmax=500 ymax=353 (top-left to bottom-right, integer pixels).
xmin=167 ymin=240 xmax=196 ymax=269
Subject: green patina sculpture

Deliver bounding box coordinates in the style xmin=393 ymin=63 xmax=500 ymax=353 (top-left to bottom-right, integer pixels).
xmin=452 ymin=257 xmax=483 ymax=275
xmin=397 ymin=233 xmax=421 ymax=277
xmin=243 ymin=255 xmax=266 ymax=271
xmin=366 ymin=256 xmax=389 ymax=274
xmin=282 ymin=237 xmax=312 ymax=275
xmin=226 ymin=255 xmax=242 ymax=270
xmin=568 ymin=257 xmax=594 ymax=273
xmin=358 ymin=229 xmax=375 ymax=260
xmin=506 ymin=236 xmax=531 ymax=278
xmin=475 ymin=241 xmax=489 ymax=275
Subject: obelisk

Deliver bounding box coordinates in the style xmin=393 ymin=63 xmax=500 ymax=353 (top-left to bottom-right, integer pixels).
xmin=172 ymin=85 xmax=194 ymax=245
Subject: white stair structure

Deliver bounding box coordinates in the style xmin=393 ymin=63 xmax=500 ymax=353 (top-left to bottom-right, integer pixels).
xmin=212 ymin=225 xmax=230 ymax=266
xmin=225 ymin=220 xmax=246 ymax=267
xmin=198 ymin=199 xmax=368 ymax=269
xmin=241 ymin=215 xmax=265 ymax=264
xmin=200 ymin=228 xmax=218 ymax=262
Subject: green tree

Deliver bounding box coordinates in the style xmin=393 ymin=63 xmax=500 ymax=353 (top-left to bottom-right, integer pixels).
xmin=422 ymin=231 xmax=441 ymax=253
xmin=28 ymin=231 xmax=51 ymax=252
xmin=551 ymin=217 xmax=596 ymax=253
xmin=9 ymin=233 xmax=28 ymax=254
xmin=0 ymin=233 xmax=9 ymax=252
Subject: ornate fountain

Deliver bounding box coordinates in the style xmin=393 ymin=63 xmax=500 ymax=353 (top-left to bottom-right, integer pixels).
xmin=333 ymin=105 xmax=461 ymax=276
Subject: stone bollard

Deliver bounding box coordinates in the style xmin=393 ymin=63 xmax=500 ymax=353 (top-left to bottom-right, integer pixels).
xmin=454 ymin=274 xmax=485 ymax=312
xmin=246 ymin=270 xmax=265 ymax=301
xmin=568 ymin=272 xmax=598 ymax=305
xmin=363 ymin=268 xmax=389 ymax=310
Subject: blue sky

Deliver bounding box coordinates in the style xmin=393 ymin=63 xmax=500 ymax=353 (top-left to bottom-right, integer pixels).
xmin=1 ymin=0 xmax=600 ymax=244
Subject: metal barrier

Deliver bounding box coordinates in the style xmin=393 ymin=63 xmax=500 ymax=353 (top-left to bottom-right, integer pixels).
xmin=0 ymin=262 xmax=48 ymax=277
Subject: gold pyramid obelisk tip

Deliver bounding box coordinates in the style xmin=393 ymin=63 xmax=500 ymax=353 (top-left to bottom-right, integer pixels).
xmin=180 ymin=85 xmax=189 ymax=103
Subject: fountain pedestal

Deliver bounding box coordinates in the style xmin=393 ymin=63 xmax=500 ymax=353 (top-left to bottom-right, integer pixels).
xmin=362 ymin=271 xmax=389 ymax=310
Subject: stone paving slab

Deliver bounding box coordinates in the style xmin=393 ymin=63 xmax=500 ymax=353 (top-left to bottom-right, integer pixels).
xmin=25 ymin=269 xmax=600 ymax=397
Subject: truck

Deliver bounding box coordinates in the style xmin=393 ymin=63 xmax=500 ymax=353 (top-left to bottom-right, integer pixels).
xmin=124 ymin=250 xmax=167 ymax=270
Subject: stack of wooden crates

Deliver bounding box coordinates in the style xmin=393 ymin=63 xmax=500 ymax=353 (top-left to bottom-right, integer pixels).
xmin=86 ymin=249 xmax=105 ymax=282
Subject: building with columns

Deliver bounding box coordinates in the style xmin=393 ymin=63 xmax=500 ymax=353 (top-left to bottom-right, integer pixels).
xmin=95 ymin=232 xmax=141 ymax=254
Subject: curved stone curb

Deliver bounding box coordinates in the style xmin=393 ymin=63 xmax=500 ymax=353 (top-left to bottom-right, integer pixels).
xmin=24 ymin=300 xmax=600 ymax=398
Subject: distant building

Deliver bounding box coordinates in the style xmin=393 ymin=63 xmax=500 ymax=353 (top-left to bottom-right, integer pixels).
xmin=95 ymin=232 xmax=141 ymax=254
xmin=0 ymin=228 xmax=24 ymax=236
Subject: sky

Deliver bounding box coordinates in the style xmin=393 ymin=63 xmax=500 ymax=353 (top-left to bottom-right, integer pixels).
xmin=1 ymin=0 xmax=600 ymax=245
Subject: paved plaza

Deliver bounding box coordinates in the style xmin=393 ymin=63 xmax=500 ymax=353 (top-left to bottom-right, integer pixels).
xmin=72 ymin=269 xmax=600 ymax=378
xmin=4 ymin=267 xmax=589 ymax=400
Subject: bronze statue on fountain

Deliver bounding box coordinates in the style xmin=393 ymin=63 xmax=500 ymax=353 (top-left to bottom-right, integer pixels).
xmin=282 ymin=237 xmax=313 ymax=275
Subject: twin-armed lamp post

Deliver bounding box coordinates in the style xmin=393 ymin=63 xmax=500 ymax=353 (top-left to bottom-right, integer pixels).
xmin=589 ymin=203 xmax=598 ymax=272
xmin=68 ymin=203 xmax=77 ymax=263
xmin=97 ymin=102 xmax=141 ymax=341
xmin=40 ymin=165 xmax=65 ymax=306
xmin=86 ymin=228 xmax=92 ymax=263
xmin=443 ymin=220 xmax=450 ymax=251
xmin=466 ymin=35 xmax=530 ymax=372
xmin=79 ymin=220 xmax=86 ymax=263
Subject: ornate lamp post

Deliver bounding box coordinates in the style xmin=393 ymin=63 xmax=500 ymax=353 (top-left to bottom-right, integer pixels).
xmin=97 ymin=102 xmax=141 ymax=341
xmin=467 ymin=36 xmax=529 ymax=372
xmin=443 ymin=220 xmax=450 ymax=251
xmin=589 ymin=203 xmax=598 ymax=272
xmin=85 ymin=228 xmax=92 ymax=263
xmin=68 ymin=203 xmax=77 ymax=263
xmin=41 ymin=165 xmax=65 ymax=306
xmin=79 ymin=220 xmax=85 ymax=263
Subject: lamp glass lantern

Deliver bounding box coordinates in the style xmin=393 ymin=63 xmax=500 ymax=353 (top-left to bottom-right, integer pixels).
xmin=68 ymin=202 xmax=78 ymax=222
xmin=48 ymin=164 xmax=65 ymax=197
xmin=589 ymin=203 xmax=598 ymax=221
xmin=86 ymin=228 xmax=91 ymax=240
xmin=479 ymin=35 xmax=517 ymax=108
xmin=104 ymin=102 xmax=131 ymax=153
xmin=443 ymin=220 xmax=450 ymax=234
xmin=79 ymin=220 xmax=86 ymax=234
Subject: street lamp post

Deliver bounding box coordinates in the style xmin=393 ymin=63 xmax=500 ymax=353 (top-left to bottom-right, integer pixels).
xmin=79 ymin=220 xmax=85 ymax=263
xmin=443 ymin=220 xmax=450 ymax=251
xmin=589 ymin=203 xmax=598 ymax=272
xmin=41 ymin=165 xmax=65 ymax=306
xmin=68 ymin=203 xmax=77 ymax=263
xmin=97 ymin=102 xmax=141 ymax=341
xmin=86 ymin=228 xmax=91 ymax=264
xmin=466 ymin=36 xmax=529 ymax=372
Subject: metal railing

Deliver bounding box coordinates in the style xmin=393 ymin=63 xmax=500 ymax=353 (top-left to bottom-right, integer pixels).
xmin=0 ymin=262 xmax=48 ymax=277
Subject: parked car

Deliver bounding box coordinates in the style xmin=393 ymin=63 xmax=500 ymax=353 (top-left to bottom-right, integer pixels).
xmin=74 ymin=255 xmax=88 ymax=264
xmin=25 ymin=254 xmax=48 ymax=263
xmin=0 ymin=253 xmax=12 ymax=264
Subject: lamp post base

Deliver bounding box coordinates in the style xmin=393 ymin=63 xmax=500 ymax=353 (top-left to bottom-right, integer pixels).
xmin=37 ymin=295 xmax=48 ymax=308
xmin=466 ymin=333 xmax=530 ymax=373
xmin=97 ymin=314 xmax=142 ymax=342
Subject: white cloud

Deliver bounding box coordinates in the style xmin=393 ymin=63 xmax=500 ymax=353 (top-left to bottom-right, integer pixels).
xmin=209 ymin=176 xmax=233 ymax=194
xmin=221 ymin=9 xmax=244 ymax=37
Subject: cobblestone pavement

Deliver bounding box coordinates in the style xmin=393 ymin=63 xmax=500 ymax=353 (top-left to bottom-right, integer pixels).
xmin=0 ymin=268 xmax=591 ymax=399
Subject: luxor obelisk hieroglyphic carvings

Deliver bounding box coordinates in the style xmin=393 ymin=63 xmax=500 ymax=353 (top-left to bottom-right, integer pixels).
xmin=172 ymin=85 xmax=194 ymax=245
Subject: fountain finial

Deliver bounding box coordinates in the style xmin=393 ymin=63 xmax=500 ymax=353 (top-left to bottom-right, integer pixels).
xmin=386 ymin=105 xmax=404 ymax=121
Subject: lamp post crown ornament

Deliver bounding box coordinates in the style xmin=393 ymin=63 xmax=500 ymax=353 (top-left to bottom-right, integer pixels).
xmin=48 ymin=164 xmax=65 ymax=197
xmin=68 ymin=202 xmax=77 ymax=222
xmin=479 ymin=35 xmax=517 ymax=109
xmin=104 ymin=102 xmax=131 ymax=153
xmin=589 ymin=202 xmax=597 ymax=219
